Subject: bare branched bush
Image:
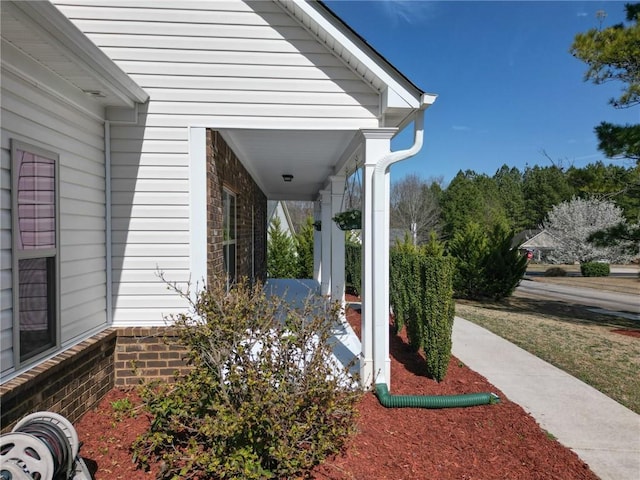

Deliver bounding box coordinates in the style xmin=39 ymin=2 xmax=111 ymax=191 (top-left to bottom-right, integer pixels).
xmin=133 ymin=277 xmax=362 ymax=479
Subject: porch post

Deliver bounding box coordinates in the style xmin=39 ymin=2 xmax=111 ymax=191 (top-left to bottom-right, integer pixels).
xmin=360 ymin=128 xmax=396 ymax=387
xmin=330 ymin=175 xmax=346 ymax=302
xmin=319 ymin=189 xmax=332 ymax=296
xmin=313 ymin=200 xmax=322 ymax=283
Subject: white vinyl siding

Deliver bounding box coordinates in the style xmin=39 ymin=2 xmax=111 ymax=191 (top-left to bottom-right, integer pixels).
xmin=0 ymin=49 xmax=109 ymax=376
xmin=49 ymin=0 xmax=381 ymax=326
xmin=53 ymin=1 xmax=380 ymax=126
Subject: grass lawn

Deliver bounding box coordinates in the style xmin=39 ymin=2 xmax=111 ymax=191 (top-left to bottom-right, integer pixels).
xmin=455 ymin=266 xmax=640 ymax=413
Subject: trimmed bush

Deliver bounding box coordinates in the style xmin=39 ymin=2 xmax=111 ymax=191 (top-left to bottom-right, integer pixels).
xmin=390 ymin=244 xmax=456 ymax=382
xmin=544 ymin=267 xmax=567 ymax=277
xmin=389 ymin=235 xmax=421 ymax=336
xmin=132 ymin=277 xmax=362 ymax=480
xmin=581 ymin=262 xmax=610 ymax=277
xmin=418 ymin=256 xmax=456 ymax=382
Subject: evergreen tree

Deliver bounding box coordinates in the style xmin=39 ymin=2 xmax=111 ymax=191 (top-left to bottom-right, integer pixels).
xmin=295 ymin=216 xmax=315 ymax=279
xmin=267 ymin=217 xmax=297 ymax=278
xmin=493 ymin=165 xmax=527 ymax=231
xmin=440 ymin=170 xmax=508 ymax=238
xmin=447 ymin=222 xmax=527 ymax=300
xmin=522 ymin=165 xmax=574 ymax=227
xmin=571 ymin=3 xmax=640 ymax=162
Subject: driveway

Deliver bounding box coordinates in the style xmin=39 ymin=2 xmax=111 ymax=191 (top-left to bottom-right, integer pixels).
xmin=515 ymin=279 xmax=639 ymax=319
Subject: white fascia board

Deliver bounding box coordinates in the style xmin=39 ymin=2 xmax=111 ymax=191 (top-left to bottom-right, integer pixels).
xmin=1 ymin=39 xmax=105 ymax=122
xmin=283 ymin=0 xmax=426 ymax=110
xmin=8 ymin=1 xmax=148 ymax=106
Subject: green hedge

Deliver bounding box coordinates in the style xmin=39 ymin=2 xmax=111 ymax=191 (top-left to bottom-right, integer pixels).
xmin=390 ymin=247 xmax=455 ymax=382
xmin=345 ymin=241 xmax=361 ymax=295
xmin=580 ymin=262 xmax=610 ymax=277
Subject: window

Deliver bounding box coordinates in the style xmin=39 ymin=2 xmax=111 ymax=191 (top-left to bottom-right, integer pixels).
xmin=222 ymin=189 xmax=236 ymax=289
xmin=12 ymin=141 xmax=59 ymax=364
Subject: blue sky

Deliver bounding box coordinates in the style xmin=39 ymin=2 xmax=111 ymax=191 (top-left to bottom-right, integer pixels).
xmin=324 ymin=0 xmax=639 ymax=185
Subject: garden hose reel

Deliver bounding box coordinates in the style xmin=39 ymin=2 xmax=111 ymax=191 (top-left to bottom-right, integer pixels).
xmin=0 ymin=411 xmax=91 ymax=480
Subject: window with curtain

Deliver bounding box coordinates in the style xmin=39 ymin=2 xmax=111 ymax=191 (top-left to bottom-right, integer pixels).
xmin=12 ymin=141 xmax=58 ymax=363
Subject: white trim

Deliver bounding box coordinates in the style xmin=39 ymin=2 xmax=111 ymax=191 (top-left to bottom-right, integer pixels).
xmin=1 ymin=40 xmax=105 ymax=123
xmin=330 ymin=175 xmax=346 ymax=302
xmin=319 ymin=189 xmax=332 ymax=296
xmin=280 ymin=0 xmax=429 ymax=110
xmin=4 ymin=1 xmax=147 ymax=106
xmin=105 ymin=122 xmax=113 ymax=325
xmin=189 ymin=127 xmax=207 ymax=288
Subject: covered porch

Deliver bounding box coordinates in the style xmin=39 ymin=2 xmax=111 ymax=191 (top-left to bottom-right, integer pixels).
xmin=214 ymin=105 xmax=435 ymax=389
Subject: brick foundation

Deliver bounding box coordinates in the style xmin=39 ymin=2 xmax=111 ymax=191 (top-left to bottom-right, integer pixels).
xmin=1 ymin=326 xmax=190 ymax=432
xmin=114 ymin=327 xmax=190 ymax=387
xmin=1 ymin=329 xmax=117 ymax=432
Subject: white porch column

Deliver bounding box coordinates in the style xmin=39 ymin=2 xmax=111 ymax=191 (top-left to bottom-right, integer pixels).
xmin=319 ymin=189 xmax=332 ymax=296
xmin=330 ymin=175 xmax=346 ymax=302
xmin=189 ymin=127 xmax=207 ymax=288
xmin=360 ymin=128 xmax=396 ymax=387
xmin=313 ymin=200 xmax=322 ymax=283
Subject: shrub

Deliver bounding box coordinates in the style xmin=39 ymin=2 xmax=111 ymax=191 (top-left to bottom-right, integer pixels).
xmin=345 ymin=241 xmax=361 ymax=296
xmin=417 ymin=255 xmax=456 ymax=382
xmin=447 ymin=222 xmax=488 ymax=300
xmin=267 ymin=217 xmax=297 ymax=278
xmin=447 ymin=222 xmax=527 ymax=300
xmin=132 ymin=277 xmax=362 ymax=480
xmin=390 ymin=242 xmax=456 ymax=382
xmin=580 ymin=262 xmax=610 ymax=277
xmin=295 ymin=216 xmax=315 ymax=278
xmin=390 ymin=235 xmax=421 ymax=336
xmin=544 ymin=267 xmax=567 ymax=277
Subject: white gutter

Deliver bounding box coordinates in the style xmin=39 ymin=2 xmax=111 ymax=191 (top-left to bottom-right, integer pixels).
xmin=371 ymin=108 xmax=428 ymax=387
xmin=105 ymin=121 xmax=113 ymax=324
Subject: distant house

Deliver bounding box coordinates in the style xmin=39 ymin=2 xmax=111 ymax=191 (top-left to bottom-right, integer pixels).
xmin=267 ymin=200 xmax=295 ymax=238
xmin=1 ymin=0 xmax=436 ymax=427
xmin=513 ymin=229 xmax=559 ymax=262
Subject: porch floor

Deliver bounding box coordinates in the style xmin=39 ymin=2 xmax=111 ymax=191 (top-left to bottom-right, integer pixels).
xmin=264 ymin=279 xmax=361 ymax=378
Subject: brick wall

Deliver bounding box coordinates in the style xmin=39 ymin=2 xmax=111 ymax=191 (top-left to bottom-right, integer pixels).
xmin=1 ymin=329 xmax=117 ymax=431
xmin=1 ymin=327 xmax=190 ymax=432
xmin=114 ymin=327 xmax=190 ymax=387
xmin=207 ymin=130 xmax=267 ymax=285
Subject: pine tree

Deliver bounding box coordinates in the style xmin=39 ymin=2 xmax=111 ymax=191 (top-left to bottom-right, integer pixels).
xmin=267 ymin=217 xmax=297 ymax=278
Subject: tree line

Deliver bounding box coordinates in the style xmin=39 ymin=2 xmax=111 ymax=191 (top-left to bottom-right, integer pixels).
xmin=393 ymin=161 xmax=639 ymax=245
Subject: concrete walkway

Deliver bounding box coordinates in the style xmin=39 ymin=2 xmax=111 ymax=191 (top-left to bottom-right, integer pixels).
xmin=452 ymin=316 xmax=640 ymax=480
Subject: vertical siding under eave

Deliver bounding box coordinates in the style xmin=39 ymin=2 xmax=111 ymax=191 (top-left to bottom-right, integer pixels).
xmin=0 ymin=66 xmax=109 ymax=375
xmin=53 ymin=0 xmax=381 ymax=326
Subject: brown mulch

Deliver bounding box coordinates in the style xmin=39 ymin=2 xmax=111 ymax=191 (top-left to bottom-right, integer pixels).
xmin=75 ymin=298 xmax=598 ymax=480
xmin=611 ymin=328 xmax=640 ymax=338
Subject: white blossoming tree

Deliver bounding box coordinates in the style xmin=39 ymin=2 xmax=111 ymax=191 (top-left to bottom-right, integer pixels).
xmin=543 ymin=197 xmax=633 ymax=264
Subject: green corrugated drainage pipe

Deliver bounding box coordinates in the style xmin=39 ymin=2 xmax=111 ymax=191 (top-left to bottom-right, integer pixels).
xmin=375 ymin=384 xmax=500 ymax=409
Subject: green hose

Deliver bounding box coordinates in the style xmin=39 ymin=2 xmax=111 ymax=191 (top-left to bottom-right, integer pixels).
xmin=375 ymin=383 xmax=500 ymax=409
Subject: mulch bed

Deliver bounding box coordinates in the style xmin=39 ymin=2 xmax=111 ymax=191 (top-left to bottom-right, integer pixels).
xmin=75 ymin=298 xmax=598 ymax=479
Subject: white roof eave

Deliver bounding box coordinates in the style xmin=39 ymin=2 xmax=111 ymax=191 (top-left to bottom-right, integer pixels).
xmin=279 ymin=0 xmax=433 ymax=116
xmin=6 ymin=0 xmax=148 ymax=108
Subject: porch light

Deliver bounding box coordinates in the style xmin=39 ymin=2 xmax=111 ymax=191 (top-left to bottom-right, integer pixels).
xmin=282 ymin=174 xmax=294 ymax=182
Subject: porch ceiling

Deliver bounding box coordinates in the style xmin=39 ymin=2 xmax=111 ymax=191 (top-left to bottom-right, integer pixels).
xmin=221 ymin=129 xmax=360 ymax=202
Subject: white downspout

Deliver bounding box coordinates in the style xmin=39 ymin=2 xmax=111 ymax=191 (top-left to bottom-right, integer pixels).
xmin=104 ymin=121 xmax=113 ymax=325
xmin=372 ymin=110 xmax=425 ymax=387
